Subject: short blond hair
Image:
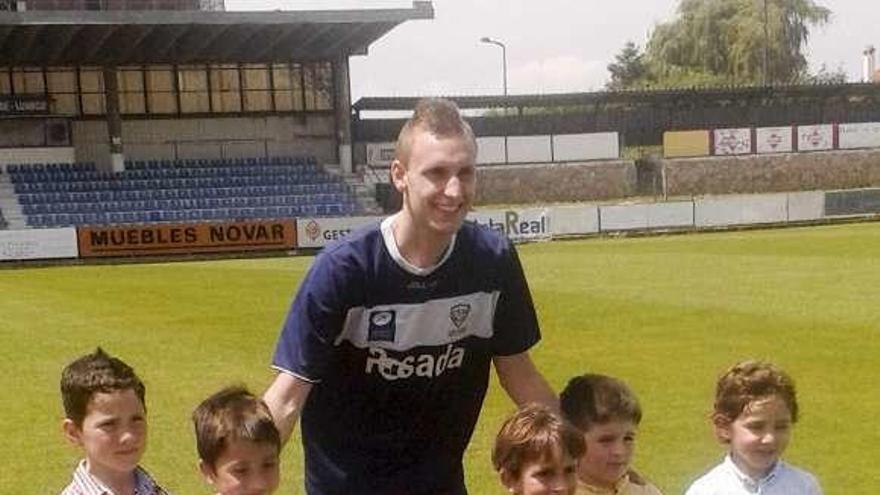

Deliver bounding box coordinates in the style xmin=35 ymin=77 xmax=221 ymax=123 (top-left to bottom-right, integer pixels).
xmin=394 ymin=98 xmax=476 ymax=166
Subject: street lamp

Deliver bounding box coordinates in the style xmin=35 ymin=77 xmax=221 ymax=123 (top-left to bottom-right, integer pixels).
xmin=480 ymin=36 xmax=508 ymax=96
xmin=762 ymin=0 xmax=769 ymax=85
xmin=480 ymin=36 xmax=509 ymax=162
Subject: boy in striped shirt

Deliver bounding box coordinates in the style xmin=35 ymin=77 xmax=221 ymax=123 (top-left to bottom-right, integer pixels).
xmin=59 ymin=348 xmax=170 ymax=495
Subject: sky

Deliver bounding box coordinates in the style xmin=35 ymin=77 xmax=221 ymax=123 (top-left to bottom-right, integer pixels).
xmin=225 ymin=0 xmax=877 ymax=101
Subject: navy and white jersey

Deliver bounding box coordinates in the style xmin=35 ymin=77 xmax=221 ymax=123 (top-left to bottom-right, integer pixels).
xmin=272 ymin=215 xmax=541 ymax=495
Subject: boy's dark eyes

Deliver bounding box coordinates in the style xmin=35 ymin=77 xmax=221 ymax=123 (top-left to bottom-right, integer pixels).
xmin=231 ymin=466 xmax=250 ymax=476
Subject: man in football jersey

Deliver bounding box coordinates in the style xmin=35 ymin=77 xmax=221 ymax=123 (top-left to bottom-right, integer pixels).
xmin=264 ymin=98 xmax=558 ymax=495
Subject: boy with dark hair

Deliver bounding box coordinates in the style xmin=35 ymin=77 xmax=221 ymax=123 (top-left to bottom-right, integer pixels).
xmin=59 ymin=347 xmax=169 ymax=495
xmin=193 ymin=386 xmax=281 ymax=495
xmin=685 ymin=360 xmax=822 ymax=495
xmin=493 ymin=403 xmax=585 ymax=495
xmin=560 ymin=373 xmax=662 ymax=495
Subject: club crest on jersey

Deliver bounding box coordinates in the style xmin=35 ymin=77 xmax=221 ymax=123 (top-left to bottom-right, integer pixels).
xmin=368 ymin=310 xmax=396 ymax=342
xmin=449 ymin=303 xmax=471 ymax=337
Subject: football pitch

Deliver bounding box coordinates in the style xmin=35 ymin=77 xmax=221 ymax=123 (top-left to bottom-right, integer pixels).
xmin=2 ymin=222 xmax=879 ymax=494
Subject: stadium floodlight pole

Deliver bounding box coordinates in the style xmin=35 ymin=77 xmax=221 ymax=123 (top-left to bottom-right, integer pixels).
xmin=762 ymin=0 xmax=769 ymax=85
xmin=480 ymin=36 xmax=509 ymax=163
xmin=480 ymin=36 xmax=508 ymax=97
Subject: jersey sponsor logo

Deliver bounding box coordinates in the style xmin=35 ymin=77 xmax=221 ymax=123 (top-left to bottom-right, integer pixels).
xmin=368 ymin=310 xmax=397 ymax=342
xmin=449 ymin=303 xmax=471 ymax=337
xmin=364 ymin=344 xmax=465 ymax=380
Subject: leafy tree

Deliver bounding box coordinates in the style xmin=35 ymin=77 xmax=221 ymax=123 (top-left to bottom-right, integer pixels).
xmin=609 ymin=0 xmax=833 ymax=88
xmin=606 ymin=41 xmax=648 ymax=90
xmin=807 ymin=63 xmax=848 ymax=84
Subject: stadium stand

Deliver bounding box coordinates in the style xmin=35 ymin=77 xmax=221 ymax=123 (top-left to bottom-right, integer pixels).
xmin=10 ymin=157 xmax=361 ymax=228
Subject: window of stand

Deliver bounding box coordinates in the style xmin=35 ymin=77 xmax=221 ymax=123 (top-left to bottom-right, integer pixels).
xmin=118 ymin=66 xmax=145 ymax=114
xmin=0 ymin=68 xmax=12 ymax=96
xmin=11 ymin=67 xmax=45 ymax=95
xmin=46 ymin=68 xmax=79 ymax=115
xmin=0 ymin=62 xmax=334 ymax=117
xmin=242 ymin=63 xmax=272 ymax=112
xmin=210 ymin=64 xmax=241 ymax=113
xmin=145 ymin=65 xmax=177 ymax=114
xmin=178 ymin=64 xmax=210 ymax=114
xmin=79 ymin=67 xmax=105 ymax=115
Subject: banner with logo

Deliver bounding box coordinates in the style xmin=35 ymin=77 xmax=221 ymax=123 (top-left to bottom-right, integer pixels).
xmin=296 ymin=216 xmax=383 ymax=248
xmin=0 ymin=228 xmax=78 ymax=261
xmin=797 ymin=124 xmax=833 ymax=152
xmin=713 ymin=128 xmax=752 ymax=155
xmin=756 ymin=126 xmax=793 ymax=154
xmin=77 ymin=220 xmax=296 ymax=257
xmin=467 ymin=208 xmax=551 ymax=241
xmin=838 ymin=122 xmax=880 ymax=150
xmin=365 ymin=142 xmax=396 ymax=167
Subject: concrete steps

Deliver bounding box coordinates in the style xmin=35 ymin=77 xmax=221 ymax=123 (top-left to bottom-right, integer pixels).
xmin=0 ymin=175 xmax=26 ymax=229
xmin=323 ymin=162 xmax=383 ymax=216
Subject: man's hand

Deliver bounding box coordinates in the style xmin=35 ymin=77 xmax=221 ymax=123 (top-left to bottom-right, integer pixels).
xmin=493 ymin=352 xmax=559 ymax=411
xmin=263 ymin=372 xmax=314 ymax=447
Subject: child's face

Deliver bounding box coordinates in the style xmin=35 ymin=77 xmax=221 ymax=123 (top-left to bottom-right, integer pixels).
xmin=578 ymin=419 xmax=636 ymax=489
xmin=717 ymin=395 xmax=793 ymax=480
xmin=63 ymin=389 xmax=147 ymax=481
xmin=503 ymin=448 xmax=578 ymax=495
xmin=201 ymin=439 xmax=280 ymax=495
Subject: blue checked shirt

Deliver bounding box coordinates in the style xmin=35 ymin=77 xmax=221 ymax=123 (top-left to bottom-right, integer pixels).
xmin=60 ymin=459 xmax=170 ymax=495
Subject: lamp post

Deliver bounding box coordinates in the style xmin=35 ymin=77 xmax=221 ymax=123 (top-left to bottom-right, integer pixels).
xmin=480 ymin=36 xmax=507 ymax=96
xmin=762 ymin=0 xmax=769 ymax=85
xmin=480 ymin=36 xmax=508 ymax=163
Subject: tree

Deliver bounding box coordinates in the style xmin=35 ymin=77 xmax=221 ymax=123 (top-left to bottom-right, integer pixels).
xmin=807 ymin=63 xmax=848 ymax=84
xmin=606 ymin=41 xmax=648 ymax=90
xmin=613 ymin=0 xmax=832 ymax=88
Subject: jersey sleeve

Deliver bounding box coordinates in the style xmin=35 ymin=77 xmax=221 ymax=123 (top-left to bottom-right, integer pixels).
xmin=271 ymin=249 xmax=354 ymax=382
xmin=491 ymin=240 xmax=541 ymax=356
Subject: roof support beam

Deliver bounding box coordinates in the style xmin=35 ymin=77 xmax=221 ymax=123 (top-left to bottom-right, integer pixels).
xmin=43 ymin=23 xmax=84 ymax=66
xmin=81 ymin=24 xmax=123 ymax=65
xmin=0 ymin=25 xmax=13 ymax=53
xmin=273 ymin=26 xmax=328 ymax=61
xmin=111 ymin=24 xmax=155 ymax=65
xmin=142 ymin=24 xmax=189 ymax=64
xmin=228 ymin=23 xmax=286 ymax=63
xmin=212 ymin=24 xmax=263 ymax=63
xmin=174 ymin=24 xmax=231 ymax=64
xmin=250 ymin=25 xmax=304 ymax=62
xmin=9 ymin=26 xmax=41 ymax=65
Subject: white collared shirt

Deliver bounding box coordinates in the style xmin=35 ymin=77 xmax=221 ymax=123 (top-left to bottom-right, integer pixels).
xmin=684 ymin=455 xmax=823 ymax=495
xmin=59 ymin=459 xmax=170 ymax=495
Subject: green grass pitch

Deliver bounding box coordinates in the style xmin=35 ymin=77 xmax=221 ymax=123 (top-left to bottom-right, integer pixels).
xmin=2 ymin=222 xmax=879 ymax=494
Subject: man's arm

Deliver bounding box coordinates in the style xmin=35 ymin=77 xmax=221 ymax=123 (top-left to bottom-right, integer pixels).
xmin=493 ymin=351 xmax=559 ymax=410
xmin=263 ymin=372 xmax=314 ymax=447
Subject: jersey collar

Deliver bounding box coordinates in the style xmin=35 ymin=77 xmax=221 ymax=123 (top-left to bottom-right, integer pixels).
xmin=381 ymin=213 xmax=457 ymax=276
